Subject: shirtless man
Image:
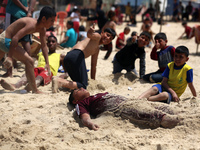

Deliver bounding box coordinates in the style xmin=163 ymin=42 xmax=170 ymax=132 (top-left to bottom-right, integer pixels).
xmin=52 ymin=24 xmax=116 ymax=92
xmin=0 ymin=6 xmax=56 ymax=93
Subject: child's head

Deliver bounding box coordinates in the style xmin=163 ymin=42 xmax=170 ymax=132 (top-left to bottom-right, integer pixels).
xmin=137 ymin=31 xmax=151 ymax=47
xmin=47 ymin=35 xmax=57 ymax=53
xmin=73 ymin=6 xmax=79 ymax=12
xmin=101 ymin=28 xmax=116 ymax=45
xmin=131 ymin=31 xmax=137 ymax=42
xmin=38 ymin=6 xmax=56 ymax=23
xmin=79 ymin=25 xmax=85 ymax=31
xmin=174 ymin=46 xmax=189 ymax=67
xmin=107 ymin=10 xmax=116 ymax=20
xmin=154 ymin=32 xmax=167 ymax=49
xmin=67 ymin=21 xmax=73 ymax=29
xmin=124 ymin=27 xmax=130 ymax=35
xmin=182 ymin=21 xmax=187 ymax=27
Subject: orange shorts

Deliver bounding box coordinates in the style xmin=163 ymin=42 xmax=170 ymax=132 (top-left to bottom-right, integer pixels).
xmin=34 ymin=67 xmax=53 ymax=85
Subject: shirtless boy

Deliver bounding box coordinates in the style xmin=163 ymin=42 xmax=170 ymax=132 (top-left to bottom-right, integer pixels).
xmin=52 ymin=24 xmax=116 ymax=92
xmin=1 ymin=35 xmax=67 ymax=92
xmin=0 ymin=6 xmax=56 ymax=93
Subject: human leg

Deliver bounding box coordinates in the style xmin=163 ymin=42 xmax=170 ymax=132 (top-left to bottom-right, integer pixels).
xmin=52 ymin=76 xmax=78 ymax=93
xmin=112 ymin=57 xmax=123 ymax=74
xmin=12 ymin=46 xmax=40 ymax=93
xmin=150 ymin=73 xmax=163 ymax=83
xmin=0 ymin=74 xmax=27 ymax=90
xmin=138 ymin=86 xmax=159 ymax=99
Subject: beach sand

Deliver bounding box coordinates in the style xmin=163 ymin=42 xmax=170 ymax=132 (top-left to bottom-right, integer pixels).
xmin=0 ymin=20 xmax=200 ymax=150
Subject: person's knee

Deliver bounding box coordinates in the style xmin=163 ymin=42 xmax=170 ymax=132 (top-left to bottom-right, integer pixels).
xmin=159 ymin=92 xmax=169 ymax=99
xmin=25 ymin=57 xmax=34 ymax=67
xmin=151 ymin=86 xmax=159 ymax=93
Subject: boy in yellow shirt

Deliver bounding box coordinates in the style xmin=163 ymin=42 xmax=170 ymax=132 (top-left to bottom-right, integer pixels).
xmin=138 ymin=46 xmax=197 ymax=104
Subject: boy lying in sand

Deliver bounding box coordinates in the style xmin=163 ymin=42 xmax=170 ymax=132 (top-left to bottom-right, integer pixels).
xmin=0 ymin=35 xmax=67 ymax=92
xmin=68 ymin=88 xmax=180 ymax=131
xmin=0 ymin=6 xmax=56 ymax=93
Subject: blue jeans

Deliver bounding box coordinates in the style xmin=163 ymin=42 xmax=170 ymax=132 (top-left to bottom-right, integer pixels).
xmin=143 ymin=70 xmax=163 ymax=83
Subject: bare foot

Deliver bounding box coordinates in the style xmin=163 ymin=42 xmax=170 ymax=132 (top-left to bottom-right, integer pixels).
xmin=3 ymin=57 xmax=13 ymax=69
xmin=52 ymin=76 xmax=59 ymax=93
xmin=161 ymin=115 xmax=180 ymax=128
xmin=33 ymin=90 xmax=45 ymax=94
xmin=0 ymin=79 xmax=15 ymax=91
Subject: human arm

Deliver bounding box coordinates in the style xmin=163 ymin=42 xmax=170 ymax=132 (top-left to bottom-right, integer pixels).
xmin=161 ymin=77 xmax=179 ymax=102
xmin=139 ymin=52 xmax=146 ymax=79
xmin=150 ymin=45 xmax=159 ymax=60
xmin=87 ymin=23 xmax=101 ymax=40
xmin=27 ymin=0 xmax=36 ymax=17
xmin=60 ymin=35 xmax=69 ymax=44
xmin=12 ymin=0 xmax=28 ymax=13
xmin=188 ymin=82 xmax=197 ymax=97
xmin=91 ymin=50 xmax=99 ymax=80
xmin=80 ymin=113 xmax=99 ymax=131
xmin=178 ymin=31 xmax=185 ymax=39
xmin=40 ymin=29 xmax=50 ymax=75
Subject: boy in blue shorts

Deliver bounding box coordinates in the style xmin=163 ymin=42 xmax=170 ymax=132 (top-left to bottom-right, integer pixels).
xmin=138 ymin=46 xmax=197 ymax=104
xmin=142 ymin=32 xmax=175 ymax=83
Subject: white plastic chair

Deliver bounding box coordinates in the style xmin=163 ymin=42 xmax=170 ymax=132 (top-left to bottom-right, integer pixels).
xmin=32 ymin=10 xmax=40 ymax=19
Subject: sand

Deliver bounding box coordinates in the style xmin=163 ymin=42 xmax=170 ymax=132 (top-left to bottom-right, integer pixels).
xmin=0 ymin=20 xmax=200 ymax=150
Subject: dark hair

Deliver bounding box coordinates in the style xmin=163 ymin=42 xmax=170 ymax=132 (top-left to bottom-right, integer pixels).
xmin=131 ymin=31 xmax=137 ymax=36
xmin=69 ymin=90 xmax=75 ymax=105
xmin=124 ymin=26 xmax=130 ymax=31
xmin=46 ymin=26 xmax=55 ymax=32
xmin=140 ymin=31 xmax=151 ymax=40
xmin=67 ymin=21 xmax=73 ymax=27
xmin=175 ymin=46 xmax=189 ymax=57
xmin=104 ymin=28 xmax=116 ymax=39
xmin=48 ymin=35 xmax=57 ymax=42
xmin=182 ymin=21 xmax=187 ymax=26
xmin=38 ymin=6 xmax=56 ymax=22
xmin=107 ymin=10 xmax=116 ymax=19
xmin=79 ymin=25 xmax=85 ymax=31
xmin=154 ymin=32 xmax=167 ymax=40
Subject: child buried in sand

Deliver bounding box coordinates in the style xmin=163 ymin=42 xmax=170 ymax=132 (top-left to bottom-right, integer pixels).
xmin=0 ymin=35 xmax=67 ymax=92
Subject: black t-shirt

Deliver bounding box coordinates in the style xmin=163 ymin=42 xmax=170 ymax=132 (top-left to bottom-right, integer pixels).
xmin=115 ymin=42 xmax=145 ymax=67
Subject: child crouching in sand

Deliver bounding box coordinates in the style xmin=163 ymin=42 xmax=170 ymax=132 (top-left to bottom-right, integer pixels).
xmin=0 ymin=6 xmax=56 ymax=93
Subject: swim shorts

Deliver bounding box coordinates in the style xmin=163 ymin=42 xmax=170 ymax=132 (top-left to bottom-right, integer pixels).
xmin=152 ymin=84 xmax=172 ymax=104
xmin=63 ymin=49 xmax=88 ymax=89
xmin=34 ymin=67 xmax=53 ymax=85
xmin=0 ymin=31 xmax=10 ymax=53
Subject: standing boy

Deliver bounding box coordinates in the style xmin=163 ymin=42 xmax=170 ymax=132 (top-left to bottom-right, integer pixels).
xmin=1 ymin=35 xmax=66 ymax=92
xmin=112 ymin=31 xmax=150 ymax=79
xmin=139 ymin=46 xmax=197 ymax=103
xmin=52 ymin=26 xmax=116 ymax=92
xmin=0 ymin=6 xmax=56 ymax=93
xmin=143 ymin=33 xmax=175 ymax=83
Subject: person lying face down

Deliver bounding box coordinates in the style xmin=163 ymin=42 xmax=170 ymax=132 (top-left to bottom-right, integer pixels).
xmin=69 ymin=88 xmax=180 ymax=131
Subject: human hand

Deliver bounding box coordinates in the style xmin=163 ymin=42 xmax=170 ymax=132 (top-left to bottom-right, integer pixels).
xmin=91 ymin=123 xmax=100 ymax=131
xmin=88 ymin=23 xmax=95 ymax=33
xmin=172 ymin=93 xmax=179 ymax=102
xmin=45 ymin=64 xmax=51 ymax=76
xmin=155 ymin=42 xmax=160 ymax=49
xmin=3 ymin=57 xmax=13 ymax=69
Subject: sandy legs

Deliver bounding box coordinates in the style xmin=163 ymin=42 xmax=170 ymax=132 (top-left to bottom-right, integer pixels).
xmin=138 ymin=86 xmax=169 ymax=102
xmin=161 ymin=115 xmax=180 ymax=128
xmin=52 ymin=76 xmax=78 ymax=93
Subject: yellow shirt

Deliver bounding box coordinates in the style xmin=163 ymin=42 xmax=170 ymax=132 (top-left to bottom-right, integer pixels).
xmin=37 ymin=52 xmax=60 ymax=76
